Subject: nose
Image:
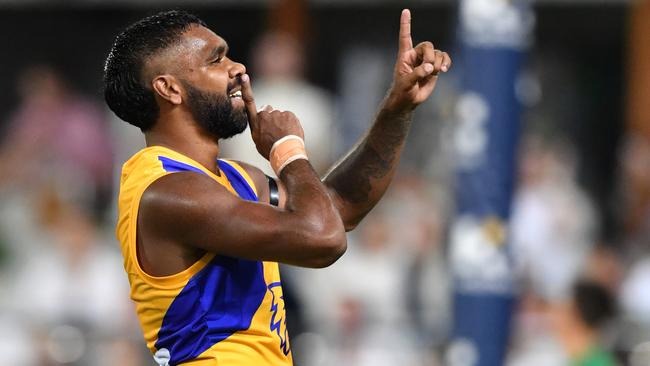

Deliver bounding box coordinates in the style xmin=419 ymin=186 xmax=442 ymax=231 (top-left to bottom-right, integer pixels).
xmin=228 ymin=61 xmax=246 ymax=79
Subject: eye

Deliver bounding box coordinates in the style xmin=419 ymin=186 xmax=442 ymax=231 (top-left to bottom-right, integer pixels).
xmin=211 ymin=56 xmax=223 ymax=64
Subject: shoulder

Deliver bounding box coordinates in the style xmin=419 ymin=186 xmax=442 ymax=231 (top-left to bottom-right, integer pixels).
xmin=139 ymin=172 xmax=234 ymax=236
xmin=226 ymin=160 xmax=271 ymax=204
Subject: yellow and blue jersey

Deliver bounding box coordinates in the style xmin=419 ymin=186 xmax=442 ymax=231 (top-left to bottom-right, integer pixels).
xmin=116 ymin=146 xmax=292 ymax=366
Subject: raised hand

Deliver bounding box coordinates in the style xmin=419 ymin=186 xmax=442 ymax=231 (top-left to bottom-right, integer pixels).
xmin=385 ymin=9 xmax=452 ymax=113
xmin=240 ymin=74 xmax=305 ymax=160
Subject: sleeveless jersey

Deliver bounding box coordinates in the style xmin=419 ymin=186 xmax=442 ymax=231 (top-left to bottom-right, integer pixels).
xmin=116 ymin=146 xmax=292 ymax=366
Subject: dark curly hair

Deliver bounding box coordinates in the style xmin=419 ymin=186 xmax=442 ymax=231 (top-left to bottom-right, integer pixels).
xmin=573 ymin=279 xmax=616 ymax=329
xmin=103 ymin=10 xmax=206 ymax=131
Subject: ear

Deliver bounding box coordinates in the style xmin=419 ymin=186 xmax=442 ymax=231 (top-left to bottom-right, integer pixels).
xmin=152 ymin=75 xmax=182 ymax=105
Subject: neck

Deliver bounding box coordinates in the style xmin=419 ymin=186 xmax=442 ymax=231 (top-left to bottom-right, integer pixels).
xmin=145 ymin=113 xmax=221 ymax=174
xmin=560 ymin=322 xmax=598 ymax=360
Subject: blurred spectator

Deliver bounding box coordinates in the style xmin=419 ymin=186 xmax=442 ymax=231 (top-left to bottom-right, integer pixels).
xmin=510 ymin=134 xmax=597 ymax=301
xmin=391 ymin=175 xmax=451 ymax=350
xmin=289 ymin=211 xmax=415 ymax=366
xmin=0 ymin=65 xmax=136 ymax=363
xmin=508 ymin=289 xmax=567 ymax=366
xmin=8 ymin=190 xmax=129 ymax=330
xmin=221 ymin=31 xmax=337 ymax=175
xmin=550 ymin=280 xmax=617 ymax=366
xmin=508 ymin=134 xmax=602 ymax=366
xmin=3 ymin=189 xmax=135 ymax=366
xmin=288 ymin=176 xmax=448 ymax=366
xmin=0 ymin=65 xmax=113 ymax=218
xmin=509 ymin=279 xmax=619 ymax=366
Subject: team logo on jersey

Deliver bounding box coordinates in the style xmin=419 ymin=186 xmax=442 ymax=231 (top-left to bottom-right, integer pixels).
xmin=153 ymin=348 xmax=170 ymax=366
xmin=267 ymin=282 xmax=291 ymax=356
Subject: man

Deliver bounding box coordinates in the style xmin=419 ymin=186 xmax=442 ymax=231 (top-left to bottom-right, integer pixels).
xmin=105 ymin=9 xmax=450 ymax=366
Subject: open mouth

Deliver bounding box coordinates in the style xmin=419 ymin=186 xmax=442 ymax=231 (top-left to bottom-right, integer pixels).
xmin=229 ymin=90 xmax=242 ymax=99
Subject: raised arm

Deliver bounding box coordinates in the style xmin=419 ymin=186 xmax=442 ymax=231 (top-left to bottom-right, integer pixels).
xmin=233 ymin=10 xmax=451 ymax=232
xmin=324 ymin=9 xmax=451 ymax=230
xmin=139 ymin=75 xmax=346 ymax=269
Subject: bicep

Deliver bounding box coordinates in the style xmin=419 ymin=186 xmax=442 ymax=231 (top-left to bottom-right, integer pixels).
xmin=139 ymin=172 xmax=337 ymax=267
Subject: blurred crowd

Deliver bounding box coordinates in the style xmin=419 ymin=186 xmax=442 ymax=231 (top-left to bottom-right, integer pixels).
xmin=1 ymin=10 xmax=649 ymax=366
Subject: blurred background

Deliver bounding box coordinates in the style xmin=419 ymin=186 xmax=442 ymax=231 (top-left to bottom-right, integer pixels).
xmin=0 ymin=0 xmax=648 ymax=365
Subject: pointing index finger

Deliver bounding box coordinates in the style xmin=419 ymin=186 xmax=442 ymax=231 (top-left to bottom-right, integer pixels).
xmin=240 ymin=74 xmax=258 ymax=130
xmin=399 ymin=9 xmax=413 ymax=54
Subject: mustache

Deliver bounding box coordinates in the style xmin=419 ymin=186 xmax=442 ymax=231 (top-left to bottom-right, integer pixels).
xmin=227 ymin=78 xmax=242 ymax=94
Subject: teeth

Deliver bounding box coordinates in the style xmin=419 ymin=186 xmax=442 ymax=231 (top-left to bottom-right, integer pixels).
xmin=230 ymin=91 xmax=242 ymax=98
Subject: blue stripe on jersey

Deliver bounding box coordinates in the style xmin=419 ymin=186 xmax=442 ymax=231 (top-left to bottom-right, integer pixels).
xmin=158 ymin=156 xmax=257 ymax=203
xmin=158 ymin=156 xmax=207 ymax=175
xmin=154 ymin=257 xmax=266 ymax=365
xmin=217 ymin=160 xmax=258 ymax=202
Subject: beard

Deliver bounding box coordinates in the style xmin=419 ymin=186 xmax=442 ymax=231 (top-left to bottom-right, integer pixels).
xmin=182 ymin=81 xmax=248 ymax=140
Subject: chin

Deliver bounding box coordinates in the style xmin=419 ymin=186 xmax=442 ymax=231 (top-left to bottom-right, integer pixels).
xmin=217 ymin=118 xmax=248 ymax=140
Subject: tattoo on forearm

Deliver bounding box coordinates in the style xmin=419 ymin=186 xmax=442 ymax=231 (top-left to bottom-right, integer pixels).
xmin=328 ymin=111 xmax=411 ymax=204
xmin=330 ymin=144 xmax=388 ymax=204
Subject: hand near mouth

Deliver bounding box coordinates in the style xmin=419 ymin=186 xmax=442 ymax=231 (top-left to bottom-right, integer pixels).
xmin=240 ymin=73 xmax=305 ymax=160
